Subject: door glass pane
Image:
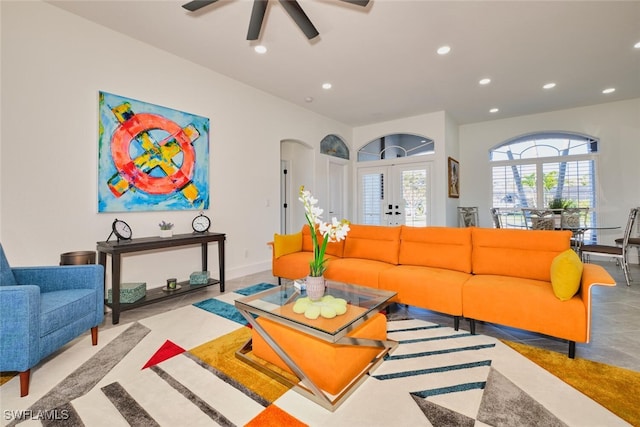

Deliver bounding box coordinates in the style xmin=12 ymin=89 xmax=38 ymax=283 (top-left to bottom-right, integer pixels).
xmin=361 ymin=172 xmax=384 ymax=225
xmin=402 ymin=169 xmax=427 ymax=227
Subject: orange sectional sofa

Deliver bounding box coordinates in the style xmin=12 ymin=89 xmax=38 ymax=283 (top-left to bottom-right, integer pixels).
xmin=271 ymin=224 xmax=617 ymax=358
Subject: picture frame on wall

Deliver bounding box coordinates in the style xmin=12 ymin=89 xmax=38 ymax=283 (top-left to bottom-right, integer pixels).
xmin=97 ymin=91 xmax=210 ymax=213
xmin=448 ymin=157 xmax=460 ymax=198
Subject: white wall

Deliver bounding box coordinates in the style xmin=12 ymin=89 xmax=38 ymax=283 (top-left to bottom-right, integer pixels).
xmin=459 ymin=98 xmax=640 ymax=245
xmin=0 ymin=2 xmax=350 ymax=287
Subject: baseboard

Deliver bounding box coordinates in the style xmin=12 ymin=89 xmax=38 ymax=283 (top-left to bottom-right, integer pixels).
xmin=226 ymin=260 xmax=271 ymax=281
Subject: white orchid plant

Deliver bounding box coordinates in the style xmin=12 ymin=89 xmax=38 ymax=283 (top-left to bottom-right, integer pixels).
xmin=299 ymin=186 xmax=350 ymax=277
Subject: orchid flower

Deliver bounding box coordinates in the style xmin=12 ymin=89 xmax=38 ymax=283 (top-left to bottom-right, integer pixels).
xmin=299 ymin=186 xmax=351 ymax=276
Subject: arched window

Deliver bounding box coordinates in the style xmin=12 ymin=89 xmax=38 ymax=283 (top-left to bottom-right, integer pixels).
xmin=358 ymin=133 xmax=434 ymax=162
xmin=490 ymin=131 xmax=599 ymax=241
xmin=320 ymin=134 xmax=349 ymax=160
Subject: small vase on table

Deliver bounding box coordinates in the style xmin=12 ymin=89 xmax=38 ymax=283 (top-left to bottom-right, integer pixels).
xmin=306 ymin=275 xmax=325 ymax=301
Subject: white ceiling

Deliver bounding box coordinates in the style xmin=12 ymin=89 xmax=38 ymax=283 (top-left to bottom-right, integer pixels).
xmin=48 ymin=0 xmax=640 ymax=126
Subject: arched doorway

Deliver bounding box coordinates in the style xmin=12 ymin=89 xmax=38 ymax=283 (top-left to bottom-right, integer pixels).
xmin=280 ymin=139 xmax=313 ymax=234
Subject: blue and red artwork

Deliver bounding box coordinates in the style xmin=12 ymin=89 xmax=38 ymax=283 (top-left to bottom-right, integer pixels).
xmin=98 ymin=91 xmax=210 ymax=212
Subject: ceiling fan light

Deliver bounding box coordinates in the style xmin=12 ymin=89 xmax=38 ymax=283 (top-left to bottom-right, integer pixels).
xmin=254 ymin=45 xmax=267 ymax=54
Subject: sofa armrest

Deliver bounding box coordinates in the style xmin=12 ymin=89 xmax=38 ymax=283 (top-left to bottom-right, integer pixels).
xmin=0 ymin=285 xmax=41 ymax=371
xmin=579 ymin=263 xmax=616 ymax=300
xmin=12 ymin=264 xmax=104 ymax=295
xmin=579 ymin=263 xmax=616 ymax=343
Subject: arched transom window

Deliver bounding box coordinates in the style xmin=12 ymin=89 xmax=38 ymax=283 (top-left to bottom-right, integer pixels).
xmin=358 ymin=133 xmax=434 ymax=162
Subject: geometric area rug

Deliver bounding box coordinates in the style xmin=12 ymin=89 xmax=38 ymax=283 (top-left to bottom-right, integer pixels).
xmin=0 ymin=284 xmax=630 ymax=426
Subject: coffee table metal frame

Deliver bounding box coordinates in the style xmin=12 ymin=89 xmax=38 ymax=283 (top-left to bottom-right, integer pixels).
xmin=234 ymin=281 xmax=398 ymax=411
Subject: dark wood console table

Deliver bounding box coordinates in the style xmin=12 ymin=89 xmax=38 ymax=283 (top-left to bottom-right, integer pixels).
xmin=97 ymin=232 xmax=226 ymax=324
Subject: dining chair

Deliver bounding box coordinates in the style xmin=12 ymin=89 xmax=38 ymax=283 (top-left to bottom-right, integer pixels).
xmin=581 ymin=207 xmax=639 ymax=287
xmin=615 ymin=207 xmax=640 ymax=264
xmin=490 ymin=208 xmax=502 ymax=228
xmin=458 ymin=207 xmax=479 ymax=227
xmin=561 ymin=207 xmax=590 ymax=250
xmin=522 ymin=208 xmax=556 ymax=230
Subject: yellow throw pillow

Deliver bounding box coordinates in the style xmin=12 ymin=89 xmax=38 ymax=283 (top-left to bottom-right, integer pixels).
xmin=273 ymin=232 xmax=303 ymax=258
xmin=550 ymin=249 xmax=583 ymax=301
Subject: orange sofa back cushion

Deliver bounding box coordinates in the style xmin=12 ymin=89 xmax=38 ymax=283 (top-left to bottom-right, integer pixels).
xmin=471 ymin=228 xmax=571 ymax=281
xmin=343 ymin=224 xmax=401 ymax=264
xmin=301 ymin=224 xmax=345 ymax=258
xmin=399 ymin=226 xmax=472 ymax=273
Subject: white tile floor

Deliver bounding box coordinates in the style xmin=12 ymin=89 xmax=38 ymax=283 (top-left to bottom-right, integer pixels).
xmin=102 ymin=261 xmax=640 ymax=372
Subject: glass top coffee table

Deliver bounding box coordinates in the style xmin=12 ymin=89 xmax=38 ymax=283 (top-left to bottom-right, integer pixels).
xmin=235 ymin=280 xmax=398 ymax=411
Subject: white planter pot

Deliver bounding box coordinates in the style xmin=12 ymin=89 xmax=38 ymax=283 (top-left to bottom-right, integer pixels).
xmin=160 ymin=229 xmax=173 ymax=238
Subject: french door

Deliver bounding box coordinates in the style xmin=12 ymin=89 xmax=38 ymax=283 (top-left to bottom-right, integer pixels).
xmin=357 ymin=162 xmax=430 ymax=226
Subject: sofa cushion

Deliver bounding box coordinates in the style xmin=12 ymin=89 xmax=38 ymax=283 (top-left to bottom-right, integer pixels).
xmin=550 ymin=249 xmax=583 ymax=301
xmin=342 ymin=224 xmax=401 ymax=264
xmin=40 ymin=289 xmax=97 ymax=337
xmin=273 ymin=232 xmax=302 ymax=258
xmin=471 ymin=228 xmax=571 ymax=281
xmin=301 ymin=224 xmax=345 ymax=258
xmin=324 ymin=258 xmax=395 ymax=288
xmin=463 ymin=274 xmax=587 ymax=342
xmin=399 ymin=226 xmax=472 ymax=273
xmin=272 ymin=252 xmax=338 ymax=281
xmin=379 ymin=265 xmax=469 ymax=316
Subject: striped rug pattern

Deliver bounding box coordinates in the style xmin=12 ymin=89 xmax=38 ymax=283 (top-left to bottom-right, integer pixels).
xmin=0 ymin=285 xmax=628 ymax=426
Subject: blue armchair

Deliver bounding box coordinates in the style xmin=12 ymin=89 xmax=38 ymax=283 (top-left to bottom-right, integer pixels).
xmin=0 ymin=243 xmax=104 ymax=396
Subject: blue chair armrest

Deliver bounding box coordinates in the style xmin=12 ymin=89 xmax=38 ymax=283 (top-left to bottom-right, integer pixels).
xmin=12 ymin=264 xmax=104 ymax=295
xmin=0 ymin=285 xmax=41 ymax=372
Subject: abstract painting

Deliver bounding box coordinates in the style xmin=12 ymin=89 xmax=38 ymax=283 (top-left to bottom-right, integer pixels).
xmin=98 ymin=91 xmax=209 ymax=212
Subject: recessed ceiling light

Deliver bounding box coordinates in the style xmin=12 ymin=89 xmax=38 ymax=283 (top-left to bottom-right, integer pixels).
xmin=479 ymin=78 xmax=491 ymax=85
xmin=489 ymin=108 xmax=499 ymax=113
xmin=602 ymin=87 xmax=616 ymax=94
xmin=543 ymin=83 xmax=556 ymax=90
xmin=305 ymin=96 xmax=314 ymax=103
xmin=322 ymin=83 xmax=332 ymax=90
xmin=634 ymin=41 xmax=640 ymax=49
xmin=254 ymin=45 xmax=267 ymax=54
xmin=437 ymin=45 xmax=451 ymax=55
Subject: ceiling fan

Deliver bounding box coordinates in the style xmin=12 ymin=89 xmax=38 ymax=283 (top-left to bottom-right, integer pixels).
xmin=182 ymin=0 xmax=370 ymax=40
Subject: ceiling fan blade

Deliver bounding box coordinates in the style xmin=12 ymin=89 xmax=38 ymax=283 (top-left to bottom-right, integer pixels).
xmin=278 ymin=0 xmax=319 ymax=40
xmin=182 ymin=0 xmax=219 ymax=12
xmin=247 ymin=0 xmax=269 ymax=40
xmin=340 ymin=0 xmax=370 ymax=6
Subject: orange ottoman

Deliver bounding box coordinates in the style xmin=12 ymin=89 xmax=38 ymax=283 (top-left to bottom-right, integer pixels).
xmin=252 ymin=312 xmax=387 ymax=395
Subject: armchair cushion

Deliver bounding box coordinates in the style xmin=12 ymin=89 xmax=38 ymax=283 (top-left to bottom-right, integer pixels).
xmin=40 ymin=289 xmax=97 ymax=336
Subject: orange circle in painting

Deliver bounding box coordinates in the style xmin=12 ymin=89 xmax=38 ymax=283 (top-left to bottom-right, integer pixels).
xmin=110 ymin=113 xmax=195 ymax=195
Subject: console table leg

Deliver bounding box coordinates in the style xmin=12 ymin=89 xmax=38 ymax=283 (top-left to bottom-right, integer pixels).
xmin=111 ymin=255 xmax=121 ymax=324
xmin=219 ymin=238 xmax=225 ymax=292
